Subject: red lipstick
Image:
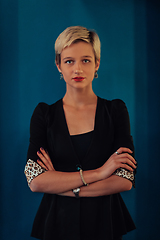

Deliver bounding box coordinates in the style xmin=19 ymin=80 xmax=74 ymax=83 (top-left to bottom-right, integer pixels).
xmin=73 ymin=77 xmax=85 ymax=82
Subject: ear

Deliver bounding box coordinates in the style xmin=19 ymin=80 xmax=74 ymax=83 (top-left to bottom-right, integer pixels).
xmin=56 ymin=63 xmax=62 ymax=73
xmin=95 ymin=59 xmax=100 ymax=71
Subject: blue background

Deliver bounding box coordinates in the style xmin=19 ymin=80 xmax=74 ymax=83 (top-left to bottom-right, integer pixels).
xmin=0 ymin=0 xmax=160 ymax=239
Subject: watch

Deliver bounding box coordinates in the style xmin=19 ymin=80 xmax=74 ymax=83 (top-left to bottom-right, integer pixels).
xmin=73 ymin=188 xmax=80 ymax=198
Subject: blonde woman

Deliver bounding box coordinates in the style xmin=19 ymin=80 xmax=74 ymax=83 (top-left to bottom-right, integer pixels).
xmin=25 ymin=26 xmax=137 ymax=240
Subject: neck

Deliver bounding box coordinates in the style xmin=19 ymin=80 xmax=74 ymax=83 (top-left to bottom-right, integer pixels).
xmin=63 ymin=88 xmax=97 ymax=108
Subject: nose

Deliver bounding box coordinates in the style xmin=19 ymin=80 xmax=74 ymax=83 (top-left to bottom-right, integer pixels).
xmin=74 ymin=62 xmax=83 ymax=74
xmin=75 ymin=69 xmax=83 ymax=74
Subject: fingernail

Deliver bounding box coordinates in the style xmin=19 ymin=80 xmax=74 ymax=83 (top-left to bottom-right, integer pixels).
xmin=37 ymin=151 xmax=40 ymax=154
xmin=40 ymin=147 xmax=44 ymax=150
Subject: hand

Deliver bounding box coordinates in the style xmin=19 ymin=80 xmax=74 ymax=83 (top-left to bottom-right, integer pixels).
xmin=37 ymin=147 xmax=55 ymax=171
xmin=98 ymin=147 xmax=137 ymax=180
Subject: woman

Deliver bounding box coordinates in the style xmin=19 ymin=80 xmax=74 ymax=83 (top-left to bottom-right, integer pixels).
xmin=25 ymin=26 xmax=137 ymax=240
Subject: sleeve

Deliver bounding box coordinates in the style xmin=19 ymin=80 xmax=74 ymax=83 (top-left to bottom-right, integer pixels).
xmin=24 ymin=103 xmax=49 ymax=186
xmin=111 ymin=99 xmax=137 ymax=188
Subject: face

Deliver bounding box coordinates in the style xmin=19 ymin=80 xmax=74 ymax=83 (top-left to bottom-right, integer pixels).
xmin=56 ymin=41 xmax=100 ymax=90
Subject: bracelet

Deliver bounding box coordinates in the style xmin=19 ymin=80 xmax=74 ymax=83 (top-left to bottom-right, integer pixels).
xmin=80 ymin=169 xmax=89 ymax=186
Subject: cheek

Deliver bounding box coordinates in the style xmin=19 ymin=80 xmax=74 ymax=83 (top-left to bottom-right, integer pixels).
xmin=62 ymin=70 xmax=71 ymax=81
xmin=87 ymin=70 xmax=95 ymax=80
xmin=88 ymin=67 xmax=96 ymax=75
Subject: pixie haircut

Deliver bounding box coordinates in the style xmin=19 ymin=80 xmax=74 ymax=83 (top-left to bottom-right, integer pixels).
xmin=55 ymin=26 xmax=101 ymax=65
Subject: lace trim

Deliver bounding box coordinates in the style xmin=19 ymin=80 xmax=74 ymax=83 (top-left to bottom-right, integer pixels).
xmin=24 ymin=159 xmax=46 ymax=186
xmin=113 ymin=167 xmax=135 ymax=188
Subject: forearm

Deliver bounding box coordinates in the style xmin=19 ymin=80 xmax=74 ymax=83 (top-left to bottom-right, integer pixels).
xmin=60 ymin=175 xmax=132 ymax=197
xmin=29 ymin=147 xmax=136 ymax=195
xmin=29 ymin=168 xmax=100 ymax=194
xmin=80 ymin=175 xmax=132 ymax=197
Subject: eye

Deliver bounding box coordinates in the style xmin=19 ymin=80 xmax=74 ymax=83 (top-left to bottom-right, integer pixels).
xmin=83 ymin=59 xmax=90 ymax=63
xmin=65 ymin=60 xmax=73 ymax=64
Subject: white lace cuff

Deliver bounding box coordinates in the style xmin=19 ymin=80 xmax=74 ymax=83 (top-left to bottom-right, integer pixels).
xmin=24 ymin=159 xmax=46 ymax=186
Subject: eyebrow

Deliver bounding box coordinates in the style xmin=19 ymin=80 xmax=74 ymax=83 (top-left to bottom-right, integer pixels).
xmin=63 ymin=55 xmax=93 ymax=61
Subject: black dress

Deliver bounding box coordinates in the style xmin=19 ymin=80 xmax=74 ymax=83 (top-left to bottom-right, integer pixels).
xmin=25 ymin=97 xmax=136 ymax=240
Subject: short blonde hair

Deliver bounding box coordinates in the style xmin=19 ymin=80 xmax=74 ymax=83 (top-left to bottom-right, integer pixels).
xmin=55 ymin=26 xmax=101 ymax=65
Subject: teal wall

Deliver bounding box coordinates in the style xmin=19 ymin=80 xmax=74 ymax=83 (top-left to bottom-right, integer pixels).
xmin=0 ymin=0 xmax=159 ymax=239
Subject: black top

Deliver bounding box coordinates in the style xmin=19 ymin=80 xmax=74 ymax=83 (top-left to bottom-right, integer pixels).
xmin=27 ymin=97 xmax=136 ymax=240
xmin=71 ymin=131 xmax=94 ymax=164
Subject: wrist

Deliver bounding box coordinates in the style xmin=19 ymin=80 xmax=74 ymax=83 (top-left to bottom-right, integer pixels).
xmin=96 ymin=167 xmax=105 ymax=181
xmin=87 ymin=168 xmax=102 ymax=183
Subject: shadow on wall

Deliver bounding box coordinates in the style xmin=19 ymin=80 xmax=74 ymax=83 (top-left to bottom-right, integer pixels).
xmin=134 ymin=0 xmax=160 ymax=239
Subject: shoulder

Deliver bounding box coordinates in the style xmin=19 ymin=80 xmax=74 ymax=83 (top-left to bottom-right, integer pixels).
xmin=111 ymin=99 xmax=128 ymax=116
xmin=32 ymin=99 xmax=61 ymax=116
xmin=98 ymin=97 xmax=127 ymax=114
xmin=30 ymin=99 xmax=62 ymax=125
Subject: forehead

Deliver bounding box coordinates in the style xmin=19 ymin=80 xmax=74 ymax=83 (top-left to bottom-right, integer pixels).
xmin=61 ymin=41 xmax=95 ymax=59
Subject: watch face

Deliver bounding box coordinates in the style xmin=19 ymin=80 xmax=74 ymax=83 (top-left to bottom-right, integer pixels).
xmin=73 ymin=188 xmax=80 ymax=193
xmin=73 ymin=188 xmax=80 ymax=198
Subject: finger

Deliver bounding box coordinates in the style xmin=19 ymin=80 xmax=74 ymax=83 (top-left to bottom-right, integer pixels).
xmin=118 ymin=156 xmax=137 ymax=170
xmin=117 ymin=153 xmax=137 ymax=165
xmin=37 ymin=151 xmax=53 ymax=171
xmin=125 ymin=159 xmax=137 ymax=170
xmin=115 ymin=148 xmax=137 ymax=166
xmin=120 ymin=163 xmax=135 ymax=172
xmin=40 ymin=147 xmax=50 ymax=160
xmin=37 ymin=159 xmax=48 ymax=170
xmin=39 ymin=148 xmax=54 ymax=170
xmin=116 ymin=147 xmax=133 ymax=155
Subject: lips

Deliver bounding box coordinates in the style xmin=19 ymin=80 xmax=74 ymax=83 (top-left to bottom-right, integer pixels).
xmin=73 ymin=77 xmax=85 ymax=82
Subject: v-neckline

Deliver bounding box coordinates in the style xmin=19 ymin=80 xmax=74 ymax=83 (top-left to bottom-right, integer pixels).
xmin=60 ymin=97 xmax=100 ymax=167
xmin=61 ymin=97 xmax=99 ymax=136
